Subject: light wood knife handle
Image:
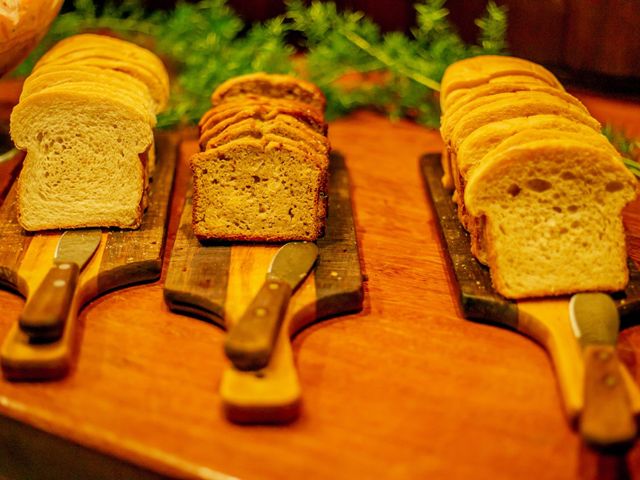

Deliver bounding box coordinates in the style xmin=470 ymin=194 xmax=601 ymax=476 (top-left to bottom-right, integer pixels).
xmin=19 ymin=262 xmax=79 ymax=342
xmin=581 ymin=344 xmax=637 ymax=447
xmin=224 ymin=279 xmax=293 ymax=371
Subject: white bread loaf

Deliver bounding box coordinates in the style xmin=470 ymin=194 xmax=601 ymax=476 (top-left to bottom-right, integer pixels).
xmin=11 ymin=89 xmax=152 ymax=230
xmin=440 ymin=55 xmax=639 ymax=299
xmin=464 ymin=141 xmax=637 ymax=298
xmin=10 ymin=34 xmax=169 ymax=231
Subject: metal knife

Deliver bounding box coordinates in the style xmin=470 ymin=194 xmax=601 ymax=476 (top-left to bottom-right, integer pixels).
xmin=224 ymin=241 xmax=319 ymax=371
xmin=569 ymin=292 xmax=637 ymax=447
xmin=19 ymin=229 xmax=102 ymax=342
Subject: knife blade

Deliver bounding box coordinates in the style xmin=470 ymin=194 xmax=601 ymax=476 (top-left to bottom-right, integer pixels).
xmin=224 ymin=241 xmax=319 ymax=371
xmin=19 ymin=229 xmax=102 ymax=341
xmin=569 ymin=292 xmax=636 ymax=447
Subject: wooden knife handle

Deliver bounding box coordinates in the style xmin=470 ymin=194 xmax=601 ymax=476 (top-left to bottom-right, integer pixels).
xmin=581 ymin=344 xmax=637 ymax=448
xmin=224 ymin=279 xmax=293 ymax=371
xmin=19 ymin=261 xmax=79 ymax=342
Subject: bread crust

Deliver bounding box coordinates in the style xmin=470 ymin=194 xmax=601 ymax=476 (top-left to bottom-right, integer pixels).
xmin=440 ymin=55 xmax=564 ymax=107
xmin=211 ymin=72 xmax=326 ymax=111
xmin=193 ymin=73 xmax=329 ymax=242
xmin=12 ymin=33 xmax=167 ymax=232
xmin=440 ymin=55 xmax=638 ymax=299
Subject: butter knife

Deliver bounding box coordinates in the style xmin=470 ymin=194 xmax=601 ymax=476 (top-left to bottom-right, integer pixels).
xmin=224 ymin=241 xmax=319 ymax=371
xmin=570 ymin=292 xmax=637 ymax=447
xmin=19 ymin=229 xmax=102 ymax=341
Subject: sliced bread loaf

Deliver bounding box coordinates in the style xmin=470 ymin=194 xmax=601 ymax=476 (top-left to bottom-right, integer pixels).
xmin=11 ymin=89 xmax=152 ymax=230
xmin=440 ymin=55 xmax=564 ymax=109
xmin=11 ymin=33 xmax=168 ymax=231
xmin=211 ymin=73 xmax=326 ymax=111
xmin=192 ymin=73 xmax=330 ymax=242
xmin=464 ymin=140 xmax=637 ymax=298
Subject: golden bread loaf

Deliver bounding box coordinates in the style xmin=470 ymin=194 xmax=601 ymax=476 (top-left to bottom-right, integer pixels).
xmin=11 ymin=34 xmax=169 ymax=231
xmin=191 ymin=73 xmax=330 ymax=242
xmin=439 ymin=55 xmax=638 ymax=299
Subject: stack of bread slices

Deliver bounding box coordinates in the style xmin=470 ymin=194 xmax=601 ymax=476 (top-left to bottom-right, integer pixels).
xmin=439 ymin=55 xmax=638 ymax=299
xmin=10 ymin=33 xmax=169 ymax=231
xmin=191 ymin=73 xmax=330 ymax=242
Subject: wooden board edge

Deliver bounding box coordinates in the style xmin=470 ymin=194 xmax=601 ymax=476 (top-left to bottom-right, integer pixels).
xmin=96 ymin=260 xmax=162 ymax=297
xmin=419 ymin=153 xmax=518 ymax=328
xmin=162 ymin=289 xmax=226 ymax=328
xmin=163 ymin=149 xmax=365 ymax=331
xmin=419 ymin=153 xmax=640 ymax=329
xmin=0 ymin=414 xmax=169 ymax=480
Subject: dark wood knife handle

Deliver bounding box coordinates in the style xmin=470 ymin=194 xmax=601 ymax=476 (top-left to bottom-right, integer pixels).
xmin=224 ymin=279 xmax=293 ymax=371
xmin=581 ymin=344 xmax=637 ymax=448
xmin=19 ymin=261 xmax=79 ymax=342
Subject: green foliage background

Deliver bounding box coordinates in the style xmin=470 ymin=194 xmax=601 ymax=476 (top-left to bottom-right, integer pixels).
xmin=15 ymin=0 xmax=508 ymax=129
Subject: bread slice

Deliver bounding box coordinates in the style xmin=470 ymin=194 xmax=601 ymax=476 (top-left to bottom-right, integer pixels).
xmin=440 ymin=92 xmax=601 ymax=192
xmin=440 ymin=55 xmax=563 ymax=109
xmin=21 ymin=74 xmax=156 ymax=126
xmin=35 ymin=33 xmax=169 ymax=108
xmin=206 ymin=130 xmax=327 ymax=164
xmin=11 ymin=89 xmax=153 ymax=230
xmin=211 ymin=73 xmax=326 ymax=111
xmin=464 ymin=140 xmax=637 ymax=298
xmin=22 ymin=64 xmax=156 ymax=118
xmin=37 ymin=34 xmax=168 ymax=80
xmin=458 ymin=128 xmax=623 ymax=262
xmin=200 ymin=97 xmax=326 ymax=133
xmin=199 ymin=104 xmax=327 ymax=148
xmin=450 ymin=92 xmax=600 ymax=149
xmin=35 ymin=55 xmax=169 ymax=112
xmin=442 ymin=84 xmax=588 ymax=135
xmin=456 ymin=115 xmax=607 ymax=180
xmin=191 ymin=137 xmax=328 ymax=241
xmin=443 ymin=74 xmax=552 ymax=111
xmin=202 ymin=116 xmax=330 ymax=155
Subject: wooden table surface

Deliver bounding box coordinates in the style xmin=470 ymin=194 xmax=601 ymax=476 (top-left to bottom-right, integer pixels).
xmin=1 ymin=81 xmax=640 ymax=479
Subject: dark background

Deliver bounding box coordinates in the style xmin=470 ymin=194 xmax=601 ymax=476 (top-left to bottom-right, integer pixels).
xmin=66 ymin=0 xmax=640 ymax=89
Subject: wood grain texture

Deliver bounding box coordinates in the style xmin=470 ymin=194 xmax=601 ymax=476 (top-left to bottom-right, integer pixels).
xmin=422 ymin=143 xmax=640 ymax=443
xmin=0 ymin=132 xmax=177 ymax=380
xmin=0 ymin=92 xmax=640 ymax=479
xmin=164 ymin=151 xmax=364 ymax=422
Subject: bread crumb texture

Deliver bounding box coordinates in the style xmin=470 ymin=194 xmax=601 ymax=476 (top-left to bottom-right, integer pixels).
xmin=192 ymin=73 xmax=330 ymax=242
xmin=440 ymin=55 xmax=638 ymax=299
xmin=10 ymin=34 xmax=169 ymax=231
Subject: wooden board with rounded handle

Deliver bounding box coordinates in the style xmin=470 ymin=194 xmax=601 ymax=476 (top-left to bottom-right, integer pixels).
xmin=0 ymin=131 xmax=178 ymax=380
xmin=164 ymin=152 xmax=364 ymax=423
xmin=421 ymin=153 xmax=640 ymax=448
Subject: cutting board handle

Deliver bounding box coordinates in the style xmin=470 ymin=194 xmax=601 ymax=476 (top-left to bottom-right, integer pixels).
xmin=517 ymin=299 xmax=640 ymax=441
xmin=220 ymin=326 xmax=301 ymax=424
xmin=581 ymin=344 xmax=637 ymax=447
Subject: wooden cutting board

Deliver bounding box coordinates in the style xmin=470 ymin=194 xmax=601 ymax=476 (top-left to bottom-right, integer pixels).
xmin=420 ymin=153 xmax=640 ymax=430
xmin=164 ymin=152 xmax=364 ymax=423
xmin=0 ymin=131 xmax=178 ymax=380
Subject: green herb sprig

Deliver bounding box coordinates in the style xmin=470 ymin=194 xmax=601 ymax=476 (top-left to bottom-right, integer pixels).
xmin=602 ymin=124 xmax=640 ymax=178
xmin=287 ymin=0 xmax=508 ymax=126
xmin=15 ymin=0 xmax=507 ymax=129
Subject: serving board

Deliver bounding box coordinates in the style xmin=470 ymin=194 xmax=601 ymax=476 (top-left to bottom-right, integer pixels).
xmin=420 ymin=153 xmax=640 ymax=437
xmin=0 ymin=131 xmax=178 ymax=380
xmin=164 ymin=152 xmax=364 ymax=423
